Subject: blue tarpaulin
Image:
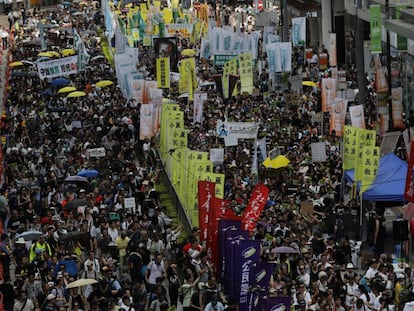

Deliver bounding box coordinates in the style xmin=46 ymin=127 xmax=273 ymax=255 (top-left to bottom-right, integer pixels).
xmin=344 ymin=153 xmax=407 ymax=202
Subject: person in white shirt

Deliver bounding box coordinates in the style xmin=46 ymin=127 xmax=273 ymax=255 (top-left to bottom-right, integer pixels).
xmin=13 ymin=291 xmax=35 ymax=311
xmin=205 ymin=300 xmax=225 ymax=311
xmin=344 ymin=274 xmax=360 ymax=309
xmin=365 ymin=258 xmax=379 ymax=284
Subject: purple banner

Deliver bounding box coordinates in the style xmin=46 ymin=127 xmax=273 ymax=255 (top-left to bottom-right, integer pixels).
xmin=235 ymin=240 xmax=261 ymax=311
xmin=222 ymin=229 xmax=248 ymax=297
xmin=219 ymin=220 xmax=243 ymax=279
xmin=266 ymin=297 xmax=291 ymax=311
xmin=250 ymin=262 xmax=275 ymax=290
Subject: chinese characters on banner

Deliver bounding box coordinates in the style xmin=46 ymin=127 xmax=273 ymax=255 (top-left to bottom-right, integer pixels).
xmin=242 ymin=184 xmax=270 ymax=234
xmin=37 ymin=56 xmax=78 ymax=79
xmin=156 ymin=57 xmax=170 ymax=89
xmin=360 ymin=146 xmax=380 ymax=193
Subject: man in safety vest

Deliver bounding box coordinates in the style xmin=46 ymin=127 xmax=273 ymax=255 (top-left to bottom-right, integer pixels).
xmin=29 ymin=235 xmax=52 ymax=263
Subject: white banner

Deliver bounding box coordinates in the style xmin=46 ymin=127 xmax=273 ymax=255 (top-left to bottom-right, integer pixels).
xmin=291 ymin=17 xmax=306 ymax=47
xmin=380 ymin=131 xmax=401 ymax=156
xmin=37 ymin=56 xmax=78 ymax=79
xmin=88 ymin=147 xmax=106 ymax=157
xmin=115 ymin=51 xmax=139 ymax=99
xmin=216 ymin=121 xmax=258 ymax=139
xmin=165 ymin=24 xmax=194 ymax=38
xmin=209 ymin=27 xmax=260 ymax=59
xmin=193 ymin=92 xmax=206 ymax=125
xmin=124 ymin=197 xmax=136 ymax=210
xmin=349 ymin=105 xmax=366 ymax=129
xmin=266 ymin=42 xmax=292 ymax=73
xmin=311 ymin=142 xmax=327 ymax=163
xmin=210 ymin=148 xmax=224 ymax=166
xmin=73 ymin=29 xmax=90 ymax=72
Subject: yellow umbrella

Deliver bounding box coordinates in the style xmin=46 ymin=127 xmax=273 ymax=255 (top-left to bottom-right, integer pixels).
xmin=262 ymin=155 xmax=290 ymax=169
xmin=46 ymin=51 xmax=61 ymax=58
xmin=181 ymin=49 xmax=196 ymax=57
xmin=96 ymin=80 xmax=114 ymax=88
xmin=38 ymin=52 xmax=53 ymax=57
xmin=302 ymin=81 xmax=317 ymax=88
xmin=67 ymin=91 xmax=87 ymax=98
xmin=61 ymin=48 xmax=76 ymax=56
xmin=58 ymin=86 xmax=77 ymax=94
xmin=9 ymin=61 xmax=24 ymax=67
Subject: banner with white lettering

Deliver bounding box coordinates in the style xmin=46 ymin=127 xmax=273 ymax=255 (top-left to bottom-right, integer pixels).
xmin=242 ymin=184 xmax=270 ymax=234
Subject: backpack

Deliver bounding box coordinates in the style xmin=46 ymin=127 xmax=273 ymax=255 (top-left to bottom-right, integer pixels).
xmin=127 ymin=231 xmax=141 ymax=253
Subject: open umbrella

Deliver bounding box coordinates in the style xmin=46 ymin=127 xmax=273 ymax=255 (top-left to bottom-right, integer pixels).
xmin=65 ymin=199 xmax=88 ymax=210
xmin=46 ymin=51 xmax=60 ymax=58
xmin=20 ymin=60 xmax=36 ymax=66
xmin=60 ymin=231 xmax=89 ymax=242
xmin=181 ymin=49 xmax=197 ymax=57
xmin=270 ymin=246 xmax=299 ymax=254
xmin=37 ymin=57 xmax=51 ymax=62
xmin=263 ymin=155 xmax=290 ymax=169
xmin=95 ymin=80 xmax=113 ymax=88
xmin=51 ymin=78 xmax=70 ymax=87
xmin=67 ymin=278 xmax=98 ymax=289
xmin=77 ymin=169 xmax=99 ymax=178
xmin=15 ymin=231 xmax=43 ymax=241
xmin=9 ymin=61 xmax=24 ymax=67
xmin=38 ymin=52 xmax=53 ymax=57
xmin=91 ymin=55 xmax=105 ymax=61
xmin=64 ymin=175 xmax=88 ymax=183
xmin=61 ymin=48 xmax=76 ymax=56
xmin=58 ymin=86 xmax=76 ymax=94
xmin=67 ymin=91 xmax=87 ymax=98
xmin=302 ymin=81 xmax=317 ymax=88
xmin=23 ymin=38 xmax=41 ymax=46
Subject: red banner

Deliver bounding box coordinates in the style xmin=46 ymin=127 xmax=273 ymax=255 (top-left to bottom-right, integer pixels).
xmin=405 ymin=142 xmax=414 ymax=202
xmin=198 ymin=181 xmax=216 ymax=243
xmin=242 ymin=184 xmax=270 ymax=234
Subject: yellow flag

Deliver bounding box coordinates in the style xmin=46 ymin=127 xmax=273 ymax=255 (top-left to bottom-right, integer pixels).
xmin=163 ymin=8 xmax=173 ymax=23
xmin=201 ymin=173 xmax=226 ymax=198
xmin=239 ymin=54 xmax=254 ymax=94
xmin=354 ymin=128 xmax=376 ymax=182
xmin=342 ymin=125 xmax=359 ymax=171
xmin=360 ymin=146 xmax=380 ymax=193
xmin=178 ymin=58 xmax=196 ymax=99
xmin=171 ymin=0 xmax=179 ymax=8
xmin=156 ymin=57 xmax=170 ymax=89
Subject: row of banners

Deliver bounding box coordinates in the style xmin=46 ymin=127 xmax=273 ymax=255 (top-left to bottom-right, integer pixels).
xmin=197 ymin=180 xmax=290 ymax=310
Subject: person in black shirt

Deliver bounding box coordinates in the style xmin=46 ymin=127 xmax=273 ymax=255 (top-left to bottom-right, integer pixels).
xmin=0 ymin=276 xmax=15 ymax=311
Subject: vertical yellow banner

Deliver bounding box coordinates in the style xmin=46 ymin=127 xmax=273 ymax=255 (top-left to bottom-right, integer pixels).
xmin=343 ymin=125 xmax=359 ymax=170
xmin=360 ymin=146 xmax=380 ymax=193
xmin=355 ymin=129 xmax=376 ymax=182
xmin=156 ymin=57 xmax=171 ymax=89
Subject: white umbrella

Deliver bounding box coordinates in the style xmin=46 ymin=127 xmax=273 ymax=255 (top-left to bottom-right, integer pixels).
xmin=67 ymin=278 xmax=98 ymax=289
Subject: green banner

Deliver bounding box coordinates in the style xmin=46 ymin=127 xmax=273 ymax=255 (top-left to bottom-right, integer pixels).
xmin=396 ymin=5 xmax=408 ymax=51
xmin=370 ymin=5 xmax=382 ymax=53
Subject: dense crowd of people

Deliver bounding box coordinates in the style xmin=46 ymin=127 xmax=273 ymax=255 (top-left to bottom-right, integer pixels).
xmin=0 ymin=1 xmax=410 ymax=311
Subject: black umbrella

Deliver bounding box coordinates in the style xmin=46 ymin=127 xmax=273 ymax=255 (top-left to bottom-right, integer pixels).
xmin=59 ymin=231 xmax=88 ymax=242
xmin=65 ymin=199 xmax=88 ymax=210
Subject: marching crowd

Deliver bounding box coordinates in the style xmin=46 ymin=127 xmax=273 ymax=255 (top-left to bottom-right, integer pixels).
xmin=0 ymin=0 xmax=410 ymax=311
